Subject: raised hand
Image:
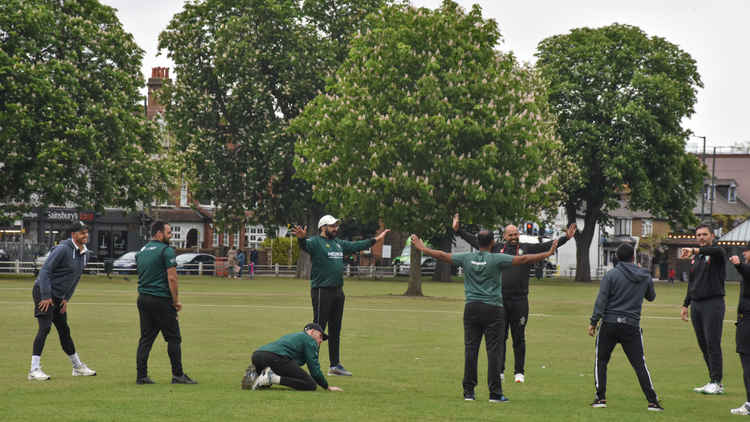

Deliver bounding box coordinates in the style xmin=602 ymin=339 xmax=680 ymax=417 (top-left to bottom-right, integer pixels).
xmin=410 ymin=234 xmax=425 ymax=251
xmin=547 ymin=239 xmax=559 ymax=256
xmin=374 ymin=229 xmax=391 ymax=242
xmin=452 ymin=213 xmax=460 ymax=232
xmin=291 ymin=225 xmax=307 ymax=239
xmin=566 ymin=223 xmax=577 ymax=239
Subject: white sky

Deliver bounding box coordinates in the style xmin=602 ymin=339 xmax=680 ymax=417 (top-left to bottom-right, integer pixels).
xmin=102 ymin=0 xmax=749 ymax=149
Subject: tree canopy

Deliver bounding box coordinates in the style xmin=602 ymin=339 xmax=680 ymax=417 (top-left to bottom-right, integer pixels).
xmin=536 ymin=23 xmax=705 ymax=281
xmin=0 ymin=0 xmax=169 ymax=222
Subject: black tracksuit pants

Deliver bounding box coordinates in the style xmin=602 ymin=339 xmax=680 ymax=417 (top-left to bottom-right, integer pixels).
xmin=737 ymin=315 xmax=750 ymax=402
xmin=501 ymin=295 xmax=529 ymax=375
xmin=690 ymin=296 xmax=725 ymax=383
xmin=32 ymin=285 xmax=76 ymax=356
xmin=595 ymin=322 xmax=658 ymax=403
xmin=252 ymin=350 xmax=317 ymax=391
xmin=136 ymin=294 xmax=183 ymax=379
xmin=311 ymin=286 xmax=345 ymax=367
xmin=463 ymin=301 xmax=505 ymax=396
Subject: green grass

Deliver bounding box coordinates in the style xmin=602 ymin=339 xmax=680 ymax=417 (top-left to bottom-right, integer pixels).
xmin=0 ymin=274 xmax=745 ymax=421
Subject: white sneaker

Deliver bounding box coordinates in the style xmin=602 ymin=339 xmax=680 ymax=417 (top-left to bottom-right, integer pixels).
xmin=252 ymin=367 xmax=273 ymax=390
xmin=731 ymin=403 xmax=750 ymax=415
xmin=703 ymin=382 xmax=724 ymax=395
xmin=514 ymin=373 xmax=525 ymax=383
xmin=72 ymin=363 xmax=97 ymax=376
xmin=693 ymin=382 xmax=710 ymax=393
xmin=28 ymin=367 xmax=50 ymax=381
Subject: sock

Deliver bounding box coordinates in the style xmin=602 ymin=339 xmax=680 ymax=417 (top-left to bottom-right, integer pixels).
xmin=745 ymin=402 xmax=750 ymax=408
xmin=31 ymin=355 xmax=41 ymax=371
xmin=68 ymin=353 xmax=82 ymax=367
xmin=270 ymin=372 xmax=281 ymax=385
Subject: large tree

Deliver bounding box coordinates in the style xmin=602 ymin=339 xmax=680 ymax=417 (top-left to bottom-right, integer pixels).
xmin=291 ymin=0 xmax=571 ymax=294
xmin=536 ymin=24 xmax=705 ymax=281
xmin=0 ymin=0 xmax=170 ymax=222
xmin=157 ymin=0 xmax=388 ymax=233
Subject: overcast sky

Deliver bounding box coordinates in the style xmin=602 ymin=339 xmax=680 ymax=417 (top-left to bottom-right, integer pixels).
xmin=101 ymin=0 xmax=749 ymax=149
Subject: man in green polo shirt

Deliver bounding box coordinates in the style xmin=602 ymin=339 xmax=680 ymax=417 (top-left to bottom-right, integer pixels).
xmin=291 ymin=215 xmax=390 ymax=377
xmin=135 ymin=220 xmax=196 ymax=385
xmin=412 ymin=231 xmax=557 ymax=403
xmin=243 ymin=323 xmax=343 ymax=392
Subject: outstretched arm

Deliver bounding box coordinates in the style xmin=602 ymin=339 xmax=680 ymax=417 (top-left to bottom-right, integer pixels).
xmin=411 ymin=234 xmax=452 ymax=264
xmin=452 ymin=213 xmax=481 ymax=250
xmin=292 ymin=225 xmax=310 ymax=253
xmin=512 ymin=239 xmax=557 ymax=265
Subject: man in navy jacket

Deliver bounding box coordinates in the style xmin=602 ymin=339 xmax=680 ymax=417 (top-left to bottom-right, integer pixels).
xmin=28 ymin=220 xmax=96 ymax=381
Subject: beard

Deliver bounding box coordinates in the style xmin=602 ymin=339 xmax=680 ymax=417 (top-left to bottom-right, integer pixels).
xmin=326 ymin=228 xmax=338 ymax=239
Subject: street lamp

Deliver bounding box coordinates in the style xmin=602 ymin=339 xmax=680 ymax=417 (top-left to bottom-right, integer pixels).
xmin=693 ymin=135 xmax=707 ymax=219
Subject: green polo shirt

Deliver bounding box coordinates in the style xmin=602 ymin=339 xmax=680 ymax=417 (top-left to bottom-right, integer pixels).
xmin=257 ymin=332 xmax=328 ymax=389
xmin=136 ymin=240 xmax=177 ymax=298
xmin=300 ymin=236 xmax=375 ymax=288
xmin=452 ymin=251 xmax=514 ymax=306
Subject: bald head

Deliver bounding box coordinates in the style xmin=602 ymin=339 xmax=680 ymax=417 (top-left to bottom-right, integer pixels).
xmin=504 ymin=224 xmax=520 ymax=245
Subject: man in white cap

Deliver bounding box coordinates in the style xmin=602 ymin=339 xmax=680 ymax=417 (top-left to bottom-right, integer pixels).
xmin=292 ymin=216 xmax=389 ymax=376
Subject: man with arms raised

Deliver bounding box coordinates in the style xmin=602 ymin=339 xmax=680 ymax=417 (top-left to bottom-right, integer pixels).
xmin=453 ymin=213 xmax=576 ymax=383
xmin=412 ymin=231 xmax=556 ymax=402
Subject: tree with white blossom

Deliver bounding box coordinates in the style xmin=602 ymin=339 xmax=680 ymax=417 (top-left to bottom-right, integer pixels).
xmin=291 ymin=0 xmax=574 ymax=294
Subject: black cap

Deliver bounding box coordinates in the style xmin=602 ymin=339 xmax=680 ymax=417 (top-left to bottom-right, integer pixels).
xmin=304 ymin=323 xmax=328 ymax=340
xmin=67 ymin=220 xmax=90 ymax=234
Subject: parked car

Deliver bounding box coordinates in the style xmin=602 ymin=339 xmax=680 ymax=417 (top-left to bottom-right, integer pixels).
xmin=397 ymin=256 xmax=437 ymax=276
xmin=35 ymin=248 xmax=54 ymax=268
xmin=176 ymin=253 xmax=215 ymax=275
xmin=113 ymin=251 xmax=138 ymax=274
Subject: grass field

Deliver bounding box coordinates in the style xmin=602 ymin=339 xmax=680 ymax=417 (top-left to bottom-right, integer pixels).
xmin=0 ymin=273 xmax=746 ymax=421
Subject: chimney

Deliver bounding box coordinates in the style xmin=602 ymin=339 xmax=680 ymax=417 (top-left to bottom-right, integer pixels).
xmin=146 ymin=67 xmax=170 ymax=120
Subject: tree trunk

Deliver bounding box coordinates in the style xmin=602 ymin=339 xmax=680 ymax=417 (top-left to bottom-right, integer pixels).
xmin=295 ymin=214 xmax=317 ymax=279
xmin=571 ymin=208 xmax=599 ymax=282
xmin=404 ymin=243 xmax=423 ymax=296
xmin=432 ymin=235 xmax=453 ymax=282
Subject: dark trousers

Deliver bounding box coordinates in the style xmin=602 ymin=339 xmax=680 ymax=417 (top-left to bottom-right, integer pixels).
xmin=594 ymin=322 xmax=658 ymax=403
xmin=136 ymin=294 xmax=183 ymax=378
xmin=736 ymin=316 xmax=750 ymax=402
xmin=311 ymin=286 xmax=345 ymax=367
xmin=32 ymin=285 xmax=76 ymax=356
xmin=463 ymin=301 xmax=505 ymax=396
xmin=501 ymin=296 xmax=528 ymax=375
xmin=691 ymin=297 xmax=725 ymax=383
xmin=252 ymin=350 xmax=317 ymax=391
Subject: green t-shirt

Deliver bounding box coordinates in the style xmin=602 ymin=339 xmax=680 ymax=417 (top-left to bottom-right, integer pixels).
xmin=257 ymin=332 xmax=328 ymax=389
xmin=452 ymin=251 xmax=514 ymax=306
xmin=300 ymin=236 xmax=375 ymax=288
xmin=136 ymin=240 xmax=177 ymax=298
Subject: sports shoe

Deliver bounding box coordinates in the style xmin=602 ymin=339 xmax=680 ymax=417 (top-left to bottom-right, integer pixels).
xmin=591 ymin=398 xmax=607 ymax=408
xmin=514 ymin=373 xmax=525 ymax=383
xmin=731 ymin=403 xmax=750 ymax=415
xmin=703 ymin=382 xmax=724 ymax=395
xmin=172 ymin=373 xmax=197 ymax=384
xmin=72 ymin=363 xmax=96 ymax=376
xmin=136 ymin=377 xmax=155 ymax=384
xmin=489 ymin=393 xmax=509 ymax=403
xmin=693 ymin=382 xmax=710 ymax=393
xmin=463 ymin=391 xmax=475 ymax=401
xmin=241 ymin=365 xmax=258 ymax=390
xmin=28 ymin=367 xmax=50 ymax=381
xmin=648 ymin=402 xmax=664 ymax=412
xmin=328 ymin=364 xmax=352 ymax=376
xmin=252 ymin=367 xmax=273 ymax=390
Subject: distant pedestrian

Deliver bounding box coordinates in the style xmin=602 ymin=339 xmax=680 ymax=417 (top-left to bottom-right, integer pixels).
xmin=237 ymin=250 xmax=246 ymax=278
xmin=680 ymin=223 xmax=726 ymax=395
xmin=28 ymin=221 xmax=97 ymax=381
xmin=250 ymin=247 xmax=259 ymax=279
xmin=227 ymin=246 xmax=238 ymax=278
xmin=588 ymin=243 xmax=662 ymax=411
xmin=728 ymin=245 xmax=750 ymax=415
xmin=668 ymin=268 xmax=676 ymax=285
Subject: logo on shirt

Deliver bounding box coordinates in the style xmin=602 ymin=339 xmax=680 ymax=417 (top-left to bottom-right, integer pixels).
xmin=470 ymin=261 xmax=487 ymax=266
xmin=328 ymin=251 xmax=343 ymax=259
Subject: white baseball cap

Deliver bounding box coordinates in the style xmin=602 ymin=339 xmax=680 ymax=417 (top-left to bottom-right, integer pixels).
xmin=318 ymin=215 xmax=340 ymax=229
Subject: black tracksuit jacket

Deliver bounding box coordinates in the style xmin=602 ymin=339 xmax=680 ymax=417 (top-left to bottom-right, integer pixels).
xmin=683 ymin=243 xmax=726 ymax=307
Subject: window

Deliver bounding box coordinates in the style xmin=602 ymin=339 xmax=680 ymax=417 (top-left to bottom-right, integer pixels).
xmin=729 ymin=184 xmax=737 ymax=203
xmin=171 ymin=225 xmax=184 ymax=248
xmin=704 ymin=184 xmax=716 ymax=201
xmin=223 ymin=232 xmax=229 ymax=246
xmin=245 ymin=225 xmax=267 ymax=248
xmin=234 ymin=231 xmax=240 ymax=248
xmin=614 ymin=218 xmax=632 ymax=236
xmin=641 ymin=219 xmax=653 ymax=237
xmin=180 ymin=180 xmax=188 ymax=207
xmin=213 ymin=231 xmax=219 ymax=247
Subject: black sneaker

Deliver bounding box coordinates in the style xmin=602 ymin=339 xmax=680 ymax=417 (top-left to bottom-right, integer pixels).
xmin=172 ymin=373 xmax=198 ymax=384
xmin=241 ymin=365 xmax=257 ymax=390
xmin=648 ymin=402 xmax=664 ymax=412
xmin=591 ymin=398 xmax=607 ymax=408
xmin=463 ymin=391 xmax=475 ymax=401
xmin=489 ymin=393 xmax=509 ymax=403
xmin=136 ymin=376 xmax=155 ymax=385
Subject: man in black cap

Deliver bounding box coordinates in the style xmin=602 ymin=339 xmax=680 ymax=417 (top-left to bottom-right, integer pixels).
xmin=243 ymin=323 xmax=343 ymax=392
xmin=729 ymin=243 xmax=750 ymax=415
xmin=28 ymin=220 xmax=96 ymax=380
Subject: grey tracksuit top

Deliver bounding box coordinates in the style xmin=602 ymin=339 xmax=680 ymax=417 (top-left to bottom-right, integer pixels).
xmin=590 ymin=262 xmax=655 ymax=327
